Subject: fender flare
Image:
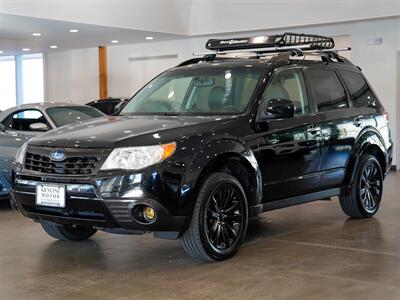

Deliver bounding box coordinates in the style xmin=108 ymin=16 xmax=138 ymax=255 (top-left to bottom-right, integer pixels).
xmin=188 ymin=138 xmax=263 ymax=209
xmin=344 ymin=126 xmax=387 ymax=186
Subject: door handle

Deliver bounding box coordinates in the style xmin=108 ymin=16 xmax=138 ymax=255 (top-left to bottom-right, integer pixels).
xmin=353 ymin=116 xmax=363 ymax=127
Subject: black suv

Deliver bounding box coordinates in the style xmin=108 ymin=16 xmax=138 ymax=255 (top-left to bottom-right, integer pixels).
xmin=11 ymin=33 xmax=392 ymax=261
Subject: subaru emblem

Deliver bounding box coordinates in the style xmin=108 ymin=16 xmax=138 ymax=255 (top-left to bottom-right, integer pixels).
xmin=50 ymin=149 xmax=66 ymax=161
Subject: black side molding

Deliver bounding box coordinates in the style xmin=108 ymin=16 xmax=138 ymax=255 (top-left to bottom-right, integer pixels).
xmin=253 ymin=188 xmax=346 ymax=214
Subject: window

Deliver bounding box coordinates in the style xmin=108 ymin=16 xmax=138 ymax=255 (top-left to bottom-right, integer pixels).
xmin=339 ymin=70 xmax=377 ymax=108
xmin=22 ymin=54 xmax=44 ymax=104
xmin=0 ymin=56 xmax=16 ymax=111
xmin=46 ymin=106 xmax=105 ymax=127
xmin=0 ymin=54 xmax=44 ymax=110
xmin=308 ymin=69 xmax=348 ymax=112
xmin=3 ymin=109 xmax=48 ymax=131
xmin=121 ymin=66 xmax=263 ymax=114
xmin=263 ymin=69 xmax=309 ymax=115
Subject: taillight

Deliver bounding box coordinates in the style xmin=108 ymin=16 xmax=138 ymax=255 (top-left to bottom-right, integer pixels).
xmin=383 ymin=112 xmax=389 ymax=123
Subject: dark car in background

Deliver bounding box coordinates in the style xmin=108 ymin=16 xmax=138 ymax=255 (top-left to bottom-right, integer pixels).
xmin=11 ymin=33 xmax=392 ymax=261
xmin=86 ymin=98 xmax=128 ymax=115
xmin=0 ymin=102 xmax=104 ymax=198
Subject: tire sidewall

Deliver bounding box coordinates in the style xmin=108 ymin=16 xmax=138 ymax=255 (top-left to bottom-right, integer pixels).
xmin=355 ymin=155 xmax=383 ymax=217
xmin=197 ymin=173 xmax=249 ymax=261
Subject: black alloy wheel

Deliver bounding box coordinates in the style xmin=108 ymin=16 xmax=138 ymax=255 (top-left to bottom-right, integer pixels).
xmin=204 ymin=183 xmax=244 ymax=252
xmin=359 ymin=161 xmax=382 ymax=214
xmin=339 ymin=154 xmax=383 ymax=218
xmin=181 ymin=172 xmax=248 ymax=261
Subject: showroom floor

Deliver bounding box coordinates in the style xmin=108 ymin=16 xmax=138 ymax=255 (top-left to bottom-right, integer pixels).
xmin=1 ymin=173 xmax=400 ymax=300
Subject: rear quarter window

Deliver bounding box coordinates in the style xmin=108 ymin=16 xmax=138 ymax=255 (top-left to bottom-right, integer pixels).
xmin=339 ymin=70 xmax=378 ymax=108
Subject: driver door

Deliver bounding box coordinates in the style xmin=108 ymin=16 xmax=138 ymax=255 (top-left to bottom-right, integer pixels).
xmin=254 ymin=68 xmax=322 ymax=202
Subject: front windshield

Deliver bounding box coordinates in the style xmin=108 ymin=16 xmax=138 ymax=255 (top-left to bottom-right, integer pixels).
xmin=46 ymin=106 xmax=105 ymax=127
xmin=121 ymin=65 xmax=264 ymax=115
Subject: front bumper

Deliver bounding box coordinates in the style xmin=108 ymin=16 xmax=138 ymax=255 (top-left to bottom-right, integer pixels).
xmin=11 ymin=178 xmax=186 ymax=237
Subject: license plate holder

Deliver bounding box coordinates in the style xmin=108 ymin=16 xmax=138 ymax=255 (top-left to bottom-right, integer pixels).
xmin=36 ymin=184 xmax=66 ymax=208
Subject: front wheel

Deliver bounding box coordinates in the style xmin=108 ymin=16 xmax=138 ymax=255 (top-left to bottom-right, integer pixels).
xmin=339 ymin=154 xmax=383 ymax=218
xmin=41 ymin=222 xmax=97 ymax=241
xmin=180 ymin=172 xmax=249 ymax=261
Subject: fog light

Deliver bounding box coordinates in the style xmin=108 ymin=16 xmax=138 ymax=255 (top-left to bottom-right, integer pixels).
xmin=143 ymin=206 xmax=156 ymax=222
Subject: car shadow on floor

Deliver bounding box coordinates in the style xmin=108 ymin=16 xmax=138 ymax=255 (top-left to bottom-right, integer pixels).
xmin=0 ymin=198 xmax=11 ymax=210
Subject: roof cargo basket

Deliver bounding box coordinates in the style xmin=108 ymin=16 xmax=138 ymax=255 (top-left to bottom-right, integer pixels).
xmin=205 ymin=32 xmax=335 ymax=52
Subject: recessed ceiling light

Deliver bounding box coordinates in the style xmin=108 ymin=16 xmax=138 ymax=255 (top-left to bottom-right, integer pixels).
xmin=32 ymin=33 xmax=41 ymax=37
xmin=22 ymin=48 xmax=30 ymax=52
xmin=69 ymin=29 xmax=79 ymax=33
xmin=145 ymin=36 xmax=154 ymax=40
xmin=0 ymin=51 xmax=3 ymax=54
xmin=111 ymin=40 xmax=119 ymax=44
xmin=50 ymin=45 xmax=58 ymax=49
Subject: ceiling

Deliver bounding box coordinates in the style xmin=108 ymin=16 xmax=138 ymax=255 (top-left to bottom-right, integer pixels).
xmin=0 ymin=13 xmax=184 ymax=56
xmin=0 ymin=0 xmax=399 ymax=56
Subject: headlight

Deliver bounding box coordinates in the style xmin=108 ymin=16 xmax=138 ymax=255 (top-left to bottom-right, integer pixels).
xmin=15 ymin=142 xmax=28 ymax=165
xmin=100 ymin=142 xmax=176 ymax=171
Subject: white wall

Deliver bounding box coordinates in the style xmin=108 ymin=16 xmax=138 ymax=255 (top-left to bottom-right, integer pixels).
xmin=45 ymin=17 xmax=400 ymax=166
xmin=46 ymin=48 xmax=99 ymax=103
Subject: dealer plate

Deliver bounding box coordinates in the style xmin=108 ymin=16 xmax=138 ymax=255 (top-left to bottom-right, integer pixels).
xmin=36 ymin=184 xmax=66 ymax=208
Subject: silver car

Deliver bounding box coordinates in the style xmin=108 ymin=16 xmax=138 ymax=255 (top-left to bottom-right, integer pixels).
xmin=0 ymin=102 xmax=105 ymax=199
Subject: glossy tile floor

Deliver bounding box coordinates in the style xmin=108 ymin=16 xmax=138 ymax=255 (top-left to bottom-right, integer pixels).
xmin=1 ymin=173 xmax=400 ymax=300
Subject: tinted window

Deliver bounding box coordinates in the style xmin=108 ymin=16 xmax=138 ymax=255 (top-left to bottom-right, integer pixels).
xmin=264 ymin=69 xmax=309 ymax=115
xmin=46 ymin=106 xmax=104 ymax=127
xmin=121 ymin=66 xmax=263 ymax=115
xmin=3 ymin=109 xmax=48 ymax=131
xmin=308 ymin=69 xmax=348 ymax=112
xmin=339 ymin=70 xmax=377 ymax=108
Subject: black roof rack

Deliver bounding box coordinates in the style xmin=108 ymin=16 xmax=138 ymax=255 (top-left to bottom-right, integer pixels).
xmin=205 ymin=32 xmax=335 ymax=52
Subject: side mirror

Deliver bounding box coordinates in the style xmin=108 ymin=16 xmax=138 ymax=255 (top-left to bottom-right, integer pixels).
xmin=266 ymin=98 xmax=295 ymax=119
xmin=29 ymin=122 xmax=49 ymax=132
xmin=113 ymin=101 xmax=125 ymax=115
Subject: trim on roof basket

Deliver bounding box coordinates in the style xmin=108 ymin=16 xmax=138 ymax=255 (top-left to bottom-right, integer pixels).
xmin=205 ymin=32 xmax=335 ymax=52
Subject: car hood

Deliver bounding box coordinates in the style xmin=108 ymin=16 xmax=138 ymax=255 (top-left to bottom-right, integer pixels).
xmin=29 ymin=115 xmax=236 ymax=148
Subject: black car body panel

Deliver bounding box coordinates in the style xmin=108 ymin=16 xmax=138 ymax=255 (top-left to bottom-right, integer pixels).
xmin=11 ymin=50 xmax=393 ymax=239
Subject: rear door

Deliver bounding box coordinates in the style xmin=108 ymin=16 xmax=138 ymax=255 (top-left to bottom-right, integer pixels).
xmin=305 ymin=67 xmax=361 ymax=189
xmin=255 ymin=67 xmax=322 ymax=201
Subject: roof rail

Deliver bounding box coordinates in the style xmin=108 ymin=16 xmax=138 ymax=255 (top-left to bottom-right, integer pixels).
xmin=205 ymin=32 xmax=335 ymax=52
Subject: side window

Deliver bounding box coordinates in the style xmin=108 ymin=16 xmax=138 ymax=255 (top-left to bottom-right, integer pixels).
xmin=263 ymin=69 xmax=309 ymax=115
xmin=307 ymin=69 xmax=348 ymax=112
xmin=339 ymin=70 xmax=377 ymax=108
xmin=2 ymin=109 xmax=47 ymax=131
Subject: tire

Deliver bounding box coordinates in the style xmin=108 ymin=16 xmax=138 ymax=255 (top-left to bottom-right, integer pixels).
xmin=41 ymin=222 xmax=97 ymax=241
xmin=180 ymin=172 xmax=249 ymax=261
xmin=339 ymin=154 xmax=383 ymax=218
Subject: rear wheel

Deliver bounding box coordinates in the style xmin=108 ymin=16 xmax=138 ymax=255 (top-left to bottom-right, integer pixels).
xmin=41 ymin=222 xmax=97 ymax=241
xmin=339 ymin=154 xmax=383 ymax=218
xmin=181 ymin=172 xmax=248 ymax=261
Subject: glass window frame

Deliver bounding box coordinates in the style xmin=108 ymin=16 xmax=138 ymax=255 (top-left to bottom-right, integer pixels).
xmin=305 ymin=67 xmax=351 ymax=113
xmin=2 ymin=108 xmax=50 ymax=132
xmin=257 ymin=67 xmax=313 ymax=120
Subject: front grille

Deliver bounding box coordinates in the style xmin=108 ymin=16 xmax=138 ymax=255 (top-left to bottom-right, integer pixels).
xmin=25 ymin=152 xmax=100 ymax=175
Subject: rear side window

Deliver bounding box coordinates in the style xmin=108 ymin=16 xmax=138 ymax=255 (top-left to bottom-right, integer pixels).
xmin=308 ymin=69 xmax=348 ymax=112
xmin=339 ymin=70 xmax=377 ymax=108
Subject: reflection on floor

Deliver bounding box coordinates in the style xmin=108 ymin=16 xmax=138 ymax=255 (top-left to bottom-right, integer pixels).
xmin=1 ymin=172 xmax=400 ymax=300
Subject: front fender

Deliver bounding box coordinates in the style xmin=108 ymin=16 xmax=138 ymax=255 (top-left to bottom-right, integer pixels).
xmin=187 ymin=138 xmax=263 ymax=207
